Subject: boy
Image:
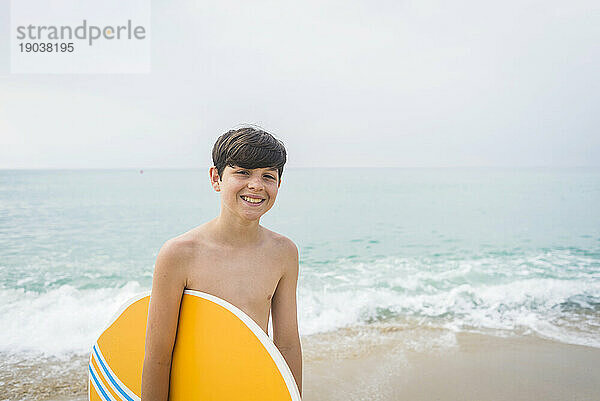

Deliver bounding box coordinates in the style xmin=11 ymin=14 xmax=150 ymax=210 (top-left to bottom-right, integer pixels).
xmin=141 ymin=127 xmax=303 ymax=400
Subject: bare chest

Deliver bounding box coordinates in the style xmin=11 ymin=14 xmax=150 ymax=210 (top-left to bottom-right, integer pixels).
xmin=185 ymin=251 xmax=283 ymax=334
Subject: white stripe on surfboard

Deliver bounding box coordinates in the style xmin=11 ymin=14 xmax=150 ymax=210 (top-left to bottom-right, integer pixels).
xmin=92 ymin=343 xmax=141 ymax=401
xmin=89 ymin=360 xmax=118 ymax=401
xmin=184 ymin=289 xmax=302 ymax=401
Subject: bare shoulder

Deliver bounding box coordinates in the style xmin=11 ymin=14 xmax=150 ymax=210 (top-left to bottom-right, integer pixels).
xmin=261 ymin=227 xmax=297 ymax=254
xmin=155 ymin=228 xmax=208 ymax=274
xmin=159 ymin=235 xmax=199 ymax=262
xmin=262 ymin=228 xmax=299 ymax=273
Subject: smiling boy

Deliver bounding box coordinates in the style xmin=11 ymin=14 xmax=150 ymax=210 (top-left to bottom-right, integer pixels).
xmin=141 ymin=127 xmax=302 ymax=400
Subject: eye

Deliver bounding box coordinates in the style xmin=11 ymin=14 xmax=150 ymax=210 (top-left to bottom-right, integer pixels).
xmin=264 ymin=175 xmax=275 ymax=180
xmin=237 ymin=170 xmax=249 ymax=175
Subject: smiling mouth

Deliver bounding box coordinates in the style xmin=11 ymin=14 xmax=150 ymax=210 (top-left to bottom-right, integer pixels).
xmin=240 ymin=195 xmax=265 ymax=205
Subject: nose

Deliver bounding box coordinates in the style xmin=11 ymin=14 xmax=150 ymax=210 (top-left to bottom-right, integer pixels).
xmin=247 ymin=175 xmax=265 ymax=191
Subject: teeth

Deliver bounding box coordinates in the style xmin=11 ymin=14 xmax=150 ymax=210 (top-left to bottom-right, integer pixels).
xmin=242 ymin=196 xmax=263 ymax=203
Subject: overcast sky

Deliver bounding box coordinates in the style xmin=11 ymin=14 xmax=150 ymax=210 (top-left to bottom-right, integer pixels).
xmin=1 ymin=0 xmax=599 ymax=169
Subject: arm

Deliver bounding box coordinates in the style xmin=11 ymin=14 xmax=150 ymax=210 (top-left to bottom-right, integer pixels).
xmin=141 ymin=240 xmax=189 ymax=401
xmin=271 ymin=239 xmax=303 ymax=397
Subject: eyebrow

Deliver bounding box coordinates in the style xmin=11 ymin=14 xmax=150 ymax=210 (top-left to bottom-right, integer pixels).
xmin=234 ymin=166 xmax=278 ymax=172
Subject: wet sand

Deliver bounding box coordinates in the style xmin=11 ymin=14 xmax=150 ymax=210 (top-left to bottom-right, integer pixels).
xmin=303 ymin=331 xmax=600 ymax=401
xmin=7 ymin=329 xmax=600 ymax=401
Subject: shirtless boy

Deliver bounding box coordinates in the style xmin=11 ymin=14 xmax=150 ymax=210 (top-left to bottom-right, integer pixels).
xmin=141 ymin=127 xmax=303 ymax=400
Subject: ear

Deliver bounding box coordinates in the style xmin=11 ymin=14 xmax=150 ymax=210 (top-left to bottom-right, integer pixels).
xmin=209 ymin=166 xmax=221 ymax=192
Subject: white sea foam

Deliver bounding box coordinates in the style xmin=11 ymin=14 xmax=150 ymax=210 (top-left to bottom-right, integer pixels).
xmin=298 ymin=250 xmax=600 ymax=348
xmin=0 ymin=250 xmax=598 ymax=357
xmin=0 ymin=281 xmax=144 ymax=357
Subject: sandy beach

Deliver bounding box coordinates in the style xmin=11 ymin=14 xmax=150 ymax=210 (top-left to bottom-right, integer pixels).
xmin=5 ymin=327 xmax=599 ymax=401
xmin=303 ymin=330 xmax=600 ymax=401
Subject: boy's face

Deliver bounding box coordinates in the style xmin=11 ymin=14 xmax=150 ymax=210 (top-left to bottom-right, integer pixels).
xmin=210 ymin=164 xmax=281 ymax=221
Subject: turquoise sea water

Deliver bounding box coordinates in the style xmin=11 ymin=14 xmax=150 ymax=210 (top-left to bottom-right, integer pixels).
xmin=0 ymin=167 xmax=599 ymax=362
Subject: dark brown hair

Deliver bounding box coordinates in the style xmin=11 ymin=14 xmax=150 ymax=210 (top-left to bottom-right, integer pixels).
xmin=212 ymin=126 xmax=287 ymax=182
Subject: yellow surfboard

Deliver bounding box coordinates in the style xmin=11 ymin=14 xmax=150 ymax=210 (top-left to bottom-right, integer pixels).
xmin=88 ymin=289 xmax=301 ymax=401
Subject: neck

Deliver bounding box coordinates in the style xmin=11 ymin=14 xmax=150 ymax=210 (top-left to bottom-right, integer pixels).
xmin=209 ymin=213 xmax=263 ymax=248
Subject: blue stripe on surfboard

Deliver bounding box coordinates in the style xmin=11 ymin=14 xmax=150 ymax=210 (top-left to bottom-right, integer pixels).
xmin=93 ymin=345 xmax=135 ymax=401
xmin=89 ymin=364 xmax=114 ymax=401
xmin=91 ymin=344 xmax=140 ymax=401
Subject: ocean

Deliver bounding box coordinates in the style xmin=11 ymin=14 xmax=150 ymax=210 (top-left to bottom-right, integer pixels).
xmin=1 ymin=167 xmax=599 ymax=399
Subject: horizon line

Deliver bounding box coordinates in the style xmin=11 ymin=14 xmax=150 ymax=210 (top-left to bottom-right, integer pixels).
xmin=1 ymin=165 xmax=599 ymax=171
